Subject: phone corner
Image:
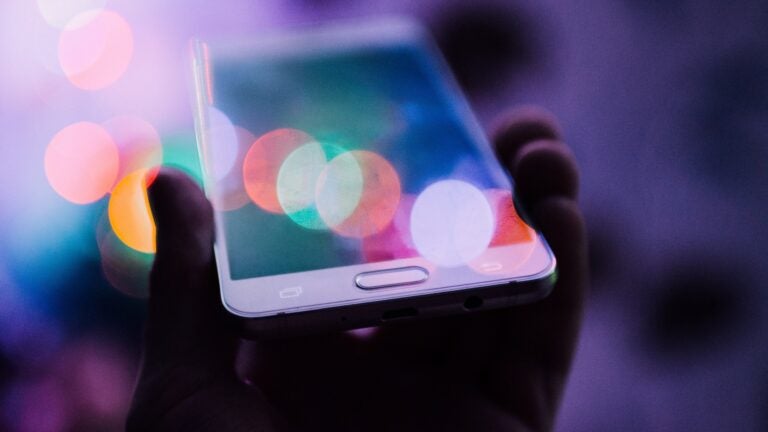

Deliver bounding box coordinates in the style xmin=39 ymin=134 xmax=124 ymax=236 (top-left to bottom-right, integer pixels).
xmin=218 ymin=286 xmax=254 ymax=318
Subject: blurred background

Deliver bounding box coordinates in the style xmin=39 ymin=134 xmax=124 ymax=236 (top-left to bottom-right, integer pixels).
xmin=0 ymin=0 xmax=766 ymax=430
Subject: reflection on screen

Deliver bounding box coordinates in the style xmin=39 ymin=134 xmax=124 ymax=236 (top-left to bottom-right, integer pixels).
xmin=199 ymin=43 xmax=534 ymax=279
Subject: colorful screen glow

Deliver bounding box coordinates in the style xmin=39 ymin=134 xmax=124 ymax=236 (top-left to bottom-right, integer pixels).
xmin=276 ymin=141 xmax=347 ymax=230
xmin=319 ymin=150 xmax=401 ymax=238
xmin=199 ymin=42 xmax=536 ymax=279
xmin=411 ymin=179 xmax=495 ymax=267
xmin=212 ymin=126 xmax=254 ymax=212
xmin=243 ymin=128 xmax=315 ymax=214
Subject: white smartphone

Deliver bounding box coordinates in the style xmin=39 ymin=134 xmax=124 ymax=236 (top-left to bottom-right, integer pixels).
xmin=190 ymin=18 xmax=556 ymax=336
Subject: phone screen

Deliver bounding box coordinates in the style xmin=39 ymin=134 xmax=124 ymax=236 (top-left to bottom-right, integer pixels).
xmin=197 ymin=39 xmax=535 ymax=281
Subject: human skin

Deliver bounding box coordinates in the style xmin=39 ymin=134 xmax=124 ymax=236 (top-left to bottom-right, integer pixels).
xmin=127 ymin=107 xmax=588 ymax=432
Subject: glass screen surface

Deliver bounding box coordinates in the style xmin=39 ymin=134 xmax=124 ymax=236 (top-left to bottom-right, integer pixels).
xmin=198 ymin=40 xmax=536 ymax=280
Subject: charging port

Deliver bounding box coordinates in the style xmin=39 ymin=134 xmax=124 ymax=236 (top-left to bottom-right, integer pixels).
xmin=381 ymin=307 xmax=418 ymax=321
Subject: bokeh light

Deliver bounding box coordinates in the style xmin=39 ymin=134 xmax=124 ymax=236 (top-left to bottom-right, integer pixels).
xmin=278 ymin=142 xmax=327 ymax=227
xmin=5 ymin=375 xmax=69 ymax=432
xmin=58 ymin=10 xmax=133 ymax=90
xmin=57 ymin=338 xmax=136 ymax=428
xmin=319 ymin=151 xmax=401 ymax=238
xmin=161 ymin=132 xmax=204 ymax=185
xmin=362 ymin=194 xmax=420 ymax=262
xmin=102 ymin=115 xmax=162 ymax=185
xmin=98 ymin=231 xmax=152 ymax=298
xmin=484 ymin=189 xmax=534 ymax=246
xmin=37 ymin=0 xmax=107 ymax=29
xmin=211 ymin=126 xmax=254 ymax=211
xmin=411 ymin=180 xmax=494 ymax=267
xmin=468 ymin=189 xmax=536 ymax=275
xmin=315 ymin=152 xmax=364 ymax=229
xmin=4 ymin=336 xmax=137 ymax=432
xmin=242 ymin=128 xmax=315 ymax=214
xmin=107 ymin=169 xmax=156 ymax=254
xmin=277 ymin=141 xmax=345 ymax=230
xmin=97 ymin=214 xmax=151 ymax=299
xmin=44 ymin=122 xmax=119 ymax=204
xmin=204 ymin=107 xmax=240 ymax=181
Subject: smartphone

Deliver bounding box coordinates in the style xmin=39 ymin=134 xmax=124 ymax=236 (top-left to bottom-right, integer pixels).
xmin=190 ymin=18 xmax=556 ymax=337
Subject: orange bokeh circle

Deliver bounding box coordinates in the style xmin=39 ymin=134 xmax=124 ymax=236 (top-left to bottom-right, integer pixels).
xmin=467 ymin=189 xmax=537 ymax=275
xmin=485 ymin=189 xmax=534 ymax=247
xmin=326 ymin=151 xmax=401 ymax=238
xmin=108 ymin=169 xmax=157 ymax=253
xmin=242 ymin=128 xmax=314 ymax=214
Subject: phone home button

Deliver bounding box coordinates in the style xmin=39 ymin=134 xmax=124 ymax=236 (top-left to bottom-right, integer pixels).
xmin=355 ymin=266 xmax=429 ymax=290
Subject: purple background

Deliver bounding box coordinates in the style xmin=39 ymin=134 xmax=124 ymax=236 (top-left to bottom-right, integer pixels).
xmin=0 ymin=0 xmax=766 ymax=430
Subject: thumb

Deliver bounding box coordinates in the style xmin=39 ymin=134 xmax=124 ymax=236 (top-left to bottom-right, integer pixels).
xmin=142 ymin=168 xmax=237 ymax=374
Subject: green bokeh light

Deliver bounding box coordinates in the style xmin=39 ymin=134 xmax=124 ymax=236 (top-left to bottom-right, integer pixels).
xmin=315 ymin=151 xmax=364 ymax=228
xmin=161 ymin=132 xmax=204 ymax=185
xmin=276 ymin=141 xmax=357 ymax=230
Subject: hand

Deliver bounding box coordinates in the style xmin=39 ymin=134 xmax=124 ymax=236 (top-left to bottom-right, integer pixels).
xmin=126 ymin=107 xmax=587 ymax=432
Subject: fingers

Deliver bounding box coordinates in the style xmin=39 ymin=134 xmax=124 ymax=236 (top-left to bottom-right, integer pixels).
xmin=492 ymin=105 xmax=561 ymax=170
xmin=522 ymin=196 xmax=587 ymax=367
xmin=141 ymin=169 xmax=237 ymax=375
xmin=129 ymin=170 xmax=286 ymax=431
xmin=467 ymin=196 xmax=586 ymax=432
xmin=493 ymin=106 xmax=578 ymax=204
xmin=375 ymin=108 xmax=580 ymax=354
xmin=491 ymin=107 xmax=586 ymax=348
xmin=476 ymin=108 xmax=587 ymax=429
xmin=513 ymin=141 xmax=579 ymax=203
xmin=491 ymin=106 xmax=586 ymax=328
